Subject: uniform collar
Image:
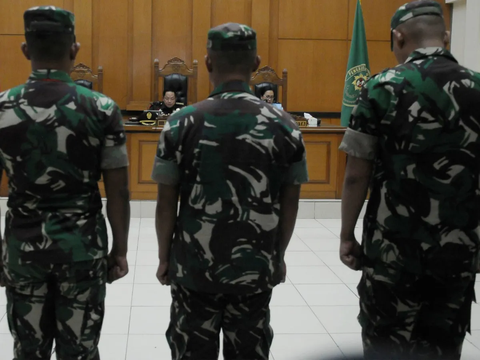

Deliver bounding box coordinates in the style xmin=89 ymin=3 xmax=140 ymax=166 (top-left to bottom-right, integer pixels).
xmin=28 ymin=69 xmax=73 ymax=83
xmin=405 ymin=47 xmax=458 ymax=64
xmin=209 ymin=80 xmax=253 ymax=97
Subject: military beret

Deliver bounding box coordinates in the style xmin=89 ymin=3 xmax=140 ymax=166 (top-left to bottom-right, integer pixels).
xmin=391 ymin=0 xmax=443 ymax=30
xmin=207 ymin=23 xmax=256 ymax=51
xmin=24 ymin=6 xmax=75 ymax=34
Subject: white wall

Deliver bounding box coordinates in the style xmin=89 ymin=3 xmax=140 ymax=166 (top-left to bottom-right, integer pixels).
xmin=448 ymin=0 xmax=480 ymax=72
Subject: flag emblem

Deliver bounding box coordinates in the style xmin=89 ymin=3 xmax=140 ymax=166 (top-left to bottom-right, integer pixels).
xmin=353 ymin=73 xmax=369 ymax=91
xmin=340 ymin=0 xmax=370 ymax=127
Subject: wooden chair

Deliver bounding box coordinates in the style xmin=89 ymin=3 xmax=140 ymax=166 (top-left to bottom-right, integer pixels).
xmin=153 ymin=57 xmax=198 ymax=105
xmin=70 ymin=63 xmax=103 ymax=93
xmin=250 ymin=66 xmax=288 ymax=111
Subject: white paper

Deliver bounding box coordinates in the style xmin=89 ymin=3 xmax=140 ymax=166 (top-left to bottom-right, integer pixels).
xmin=304 ymin=113 xmax=317 ymax=127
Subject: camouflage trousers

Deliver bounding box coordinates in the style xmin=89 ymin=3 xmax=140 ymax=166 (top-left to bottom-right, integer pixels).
xmin=358 ymin=266 xmax=476 ymax=360
xmin=167 ymin=282 xmax=274 ymax=360
xmin=3 ymin=258 xmax=107 ymax=360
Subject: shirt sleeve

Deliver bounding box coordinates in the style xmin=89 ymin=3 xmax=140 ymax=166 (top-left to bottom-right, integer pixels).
xmin=339 ymin=79 xmax=385 ymax=160
xmin=100 ymin=100 xmax=129 ymax=169
xmin=284 ymin=128 xmax=309 ymax=185
xmin=151 ymin=120 xmax=180 ymax=185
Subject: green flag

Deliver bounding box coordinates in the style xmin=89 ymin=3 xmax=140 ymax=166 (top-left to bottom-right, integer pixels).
xmin=341 ymin=0 xmax=370 ymax=127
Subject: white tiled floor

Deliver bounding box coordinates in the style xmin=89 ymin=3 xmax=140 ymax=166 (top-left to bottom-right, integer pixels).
xmin=0 ymin=215 xmax=480 ymax=359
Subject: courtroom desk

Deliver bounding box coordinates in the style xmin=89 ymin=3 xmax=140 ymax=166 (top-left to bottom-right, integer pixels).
xmin=0 ymin=125 xmax=347 ymax=200
xmin=125 ymin=124 xmax=347 ymax=200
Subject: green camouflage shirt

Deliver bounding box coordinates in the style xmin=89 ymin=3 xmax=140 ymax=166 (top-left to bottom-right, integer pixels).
xmin=152 ymin=80 xmax=308 ymax=294
xmin=340 ymin=47 xmax=480 ymax=278
xmin=0 ymin=69 xmax=128 ymax=265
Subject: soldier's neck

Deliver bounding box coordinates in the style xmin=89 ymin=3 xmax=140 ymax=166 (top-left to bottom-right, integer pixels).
xmin=398 ymin=40 xmax=446 ymax=64
xmin=210 ymin=73 xmax=250 ymax=88
xmin=407 ymin=40 xmax=446 ymax=57
xmin=415 ymin=39 xmax=446 ymax=50
xmin=31 ymin=60 xmax=72 ymax=74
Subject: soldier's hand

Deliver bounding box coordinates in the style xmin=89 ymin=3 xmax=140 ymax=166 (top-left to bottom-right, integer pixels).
xmin=340 ymin=236 xmax=363 ymax=271
xmin=157 ymin=262 xmax=170 ymax=285
xmin=107 ymin=254 xmax=129 ymax=284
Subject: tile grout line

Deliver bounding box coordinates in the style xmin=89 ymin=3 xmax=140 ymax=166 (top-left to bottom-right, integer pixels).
xmin=287 ymin=226 xmax=362 ymax=358
xmin=289 ymin=281 xmax=349 ymax=359
xmin=124 ymin=221 xmax=144 ymax=360
xmin=303 ymin=235 xmax=362 ymax=300
xmin=300 ymin=228 xmax=364 ymax=359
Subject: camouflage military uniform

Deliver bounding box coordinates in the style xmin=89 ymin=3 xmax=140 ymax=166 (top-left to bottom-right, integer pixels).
xmin=339 ymin=3 xmax=480 ymax=359
xmin=152 ymin=23 xmax=308 ymax=360
xmin=0 ymin=7 xmax=128 ymax=360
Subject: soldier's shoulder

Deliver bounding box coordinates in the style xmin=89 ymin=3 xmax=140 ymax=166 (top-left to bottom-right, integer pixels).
xmin=0 ymin=85 xmax=26 ymax=113
xmin=166 ymin=104 xmax=199 ymax=123
xmin=74 ymin=84 xmax=116 ymax=105
xmin=268 ymin=107 xmax=302 ymax=133
xmin=0 ymin=84 xmax=26 ymax=99
xmin=362 ymin=65 xmax=413 ymax=92
xmin=366 ymin=66 xmax=398 ymax=85
xmin=78 ymin=87 xmax=120 ymax=114
xmin=460 ymin=66 xmax=480 ymax=83
xmin=275 ymin=108 xmax=296 ymax=122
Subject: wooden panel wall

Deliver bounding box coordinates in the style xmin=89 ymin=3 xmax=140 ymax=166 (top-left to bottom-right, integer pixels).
xmin=0 ymin=0 xmax=450 ymax=112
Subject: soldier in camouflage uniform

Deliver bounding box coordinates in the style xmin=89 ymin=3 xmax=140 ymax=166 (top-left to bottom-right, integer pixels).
xmin=339 ymin=1 xmax=480 ymax=359
xmin=152 ymin=23 xmax=308 ymax=360
xmin=0 ymin=7 xmax=130 ymax=360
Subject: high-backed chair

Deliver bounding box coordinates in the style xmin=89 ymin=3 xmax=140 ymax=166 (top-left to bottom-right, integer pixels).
xmin=250 ymin=66 xmax=288 ymax=111
xmin=153 ymin=57 xmax=198 ymax=105
xmin=70 ymin=63 xmax=103 ymax=93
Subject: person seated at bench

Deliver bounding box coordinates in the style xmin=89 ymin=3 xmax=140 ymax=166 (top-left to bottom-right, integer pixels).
xmin=259 ymin=87 xmax=283 ymax=110
xmin=149 ymin=89 xmax=184 ymax=115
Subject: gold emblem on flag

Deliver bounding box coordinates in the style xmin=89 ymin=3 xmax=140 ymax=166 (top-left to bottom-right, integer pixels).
xmin=353 ymin=74 xmax=369 ymax=91
xmin=342 ymin=64 xmax=371 ymax=107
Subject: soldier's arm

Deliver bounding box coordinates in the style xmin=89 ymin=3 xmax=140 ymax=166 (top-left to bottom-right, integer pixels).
xmin=155 ymin=183 xmax=179 ymax=264
xmin=278 ymin=184 xmax=301 ymax=257
xmin=278 ymin=129 xmax=309 ymax=258
xmin=151 ymin=119 xmax=182 ymax=281
xmin=338 ymin=125 xmax=377 ymax=241
xmin=103 ymin=167 xmax=130 ymax=257
xmin=338 ymin=79 xmax=385 ymax=268
xmin=340 ymin=156 xmax=372 ymax=242
xmin=100 ymin=100 xmax=130 ymax=282
xmin=339 ymin=156 xmax=372 ymax=271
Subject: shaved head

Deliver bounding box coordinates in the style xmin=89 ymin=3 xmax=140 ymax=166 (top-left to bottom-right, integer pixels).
xmin=397 ymin=15 xmax=446 ymax=44
xmin=207 ymin=49 xmax=257 ymax=76
xmin=392 ymin=15 xmax=448 ymax=63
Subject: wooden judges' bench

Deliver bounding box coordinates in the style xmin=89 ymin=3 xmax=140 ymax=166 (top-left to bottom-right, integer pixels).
xmin=0 ymin=121 xmax=347 ymax=200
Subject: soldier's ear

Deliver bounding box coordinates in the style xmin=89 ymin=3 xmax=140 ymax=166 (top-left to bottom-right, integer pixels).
xmin=70 ymin=42 xmax=81 ymax=61
xmin=444 ymin=31 xmax=451 ymax=48
xmin=21 ymin=42 xmax=31 ymax=60
xmin=205 ymin=55 xmax=213 ymax=73
xmin=392 ymin=29 xmax=405 ymax=49
xmin=253 ymin=55 xmax=261 ymax=73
